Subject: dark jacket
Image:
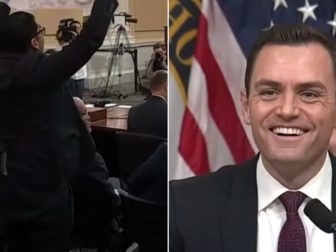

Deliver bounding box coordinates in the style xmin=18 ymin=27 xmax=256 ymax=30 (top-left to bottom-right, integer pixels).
xmin=0 ymin=0 xmax=117 ymax=218
xmin=0 ymin=2 xmax=9 ymax=39
xmin=128 ymin=142 xmax=167 ymax=204
xmin=127 ymin=95 xmax=167 ymax=139
xmin=72 ymin=152 xmax=120 ymax=242
xmin=170 ymin=154 xmax=336 ymax=252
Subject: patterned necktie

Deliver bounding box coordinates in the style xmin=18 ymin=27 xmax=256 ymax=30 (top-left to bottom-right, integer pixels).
xmin=278 ymin=191 xmax=307 ymax=252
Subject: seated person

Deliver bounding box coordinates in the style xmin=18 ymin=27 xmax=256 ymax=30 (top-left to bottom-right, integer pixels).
xmin=127 ymin=70 xmax=167 ymax=139
xmin=127 ymin=142 xmax=167 ymax=205
xmin=71 ymin=97 xmax=120 ymax=243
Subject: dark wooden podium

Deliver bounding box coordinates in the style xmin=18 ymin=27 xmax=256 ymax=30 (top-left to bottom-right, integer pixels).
xmin=88 ymin=106 xmax=130 ymax=132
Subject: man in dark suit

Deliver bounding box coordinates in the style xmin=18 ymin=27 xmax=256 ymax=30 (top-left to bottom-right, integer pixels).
xmin=70 ymin=97 xmax=120 ymax=243
xmin=170 ymin=24 xmax=336 ymax=252
xmin=127 ymin=70 xmax=167 ymax=139
xmin=0 ymin=0 xmax=118 ymax=251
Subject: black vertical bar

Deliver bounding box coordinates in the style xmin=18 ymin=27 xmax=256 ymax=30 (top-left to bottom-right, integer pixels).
xmin=134 ymin=48 xmax=138 ymax=92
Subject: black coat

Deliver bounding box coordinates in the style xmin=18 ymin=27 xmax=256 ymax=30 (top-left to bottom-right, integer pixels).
xmin=127 ymin=95 xmax=167 ymax=139
xmin=0 ymin=0 xmax=115 ymax=218
xmin=0 ymin=2 xmax=9 ymax=37
xmin=128 ymin=142 xmax=167 ymax=204
xmin=170 ymin=154 xmax=336 ymax=252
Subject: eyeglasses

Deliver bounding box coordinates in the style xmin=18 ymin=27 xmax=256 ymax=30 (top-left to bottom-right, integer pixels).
xmin=36 ymin=26 xmax=46 ymax=36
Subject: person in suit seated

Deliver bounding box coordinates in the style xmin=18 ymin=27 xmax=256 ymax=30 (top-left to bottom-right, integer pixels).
xmin=127 ymin=70 xmax=167 ymax=139
xmin=0 ymin=0 xmax=118 ymax=251
xmin=170 ymin=24 xmax=336 ymax=252
xmin=71 ymin=97 xmax=120 ymax=245
xmin=127 ymin=142 xmax=167 ymax=204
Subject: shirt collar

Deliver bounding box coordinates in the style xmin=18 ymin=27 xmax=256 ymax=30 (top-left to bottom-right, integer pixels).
xmin=257 ymin=153 xmax=332 ymax=211
xmin=152 ymin=94 xmax=167 ymax=102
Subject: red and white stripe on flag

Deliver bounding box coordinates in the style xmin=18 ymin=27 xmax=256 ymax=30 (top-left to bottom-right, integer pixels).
xmin=169 ymin=0 xmax=258 ymax=180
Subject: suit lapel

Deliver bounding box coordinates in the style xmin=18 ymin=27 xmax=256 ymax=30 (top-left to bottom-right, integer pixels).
xmin=330 ymin=153 xmax=336 ymax=251
xmin=218 ymin=157 xmax=259 ymax=252
xmin=217 ymin=153 xmax=336 ymax=252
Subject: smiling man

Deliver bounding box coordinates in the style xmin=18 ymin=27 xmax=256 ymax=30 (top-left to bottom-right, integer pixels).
xmin=170 ymin=24 xmax=336 ymax=252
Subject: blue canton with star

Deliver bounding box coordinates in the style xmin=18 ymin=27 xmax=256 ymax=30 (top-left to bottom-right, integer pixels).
xmin=217 ymin=0 xmax=336 ymax=57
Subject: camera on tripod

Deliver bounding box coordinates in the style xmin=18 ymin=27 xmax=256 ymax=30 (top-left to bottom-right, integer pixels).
xmin=113 ymin=12 xmax=137 ymax=27
xmin=56 ymin=18 xmax=80 ymax=43
xmin=98 ymin=12 xmax=143 ymax=98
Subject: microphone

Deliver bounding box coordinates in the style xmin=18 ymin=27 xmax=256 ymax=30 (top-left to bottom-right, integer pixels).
xmin=304 ymin=198 xmax=336 ymax=233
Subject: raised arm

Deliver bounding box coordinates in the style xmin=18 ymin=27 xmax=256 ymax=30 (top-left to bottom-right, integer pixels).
xmin=36 ymin=0 xmax=118 ymax=85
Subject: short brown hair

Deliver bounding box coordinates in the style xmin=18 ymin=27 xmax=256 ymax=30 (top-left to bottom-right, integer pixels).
xmin=150 ymin=70 xmax=167 ymax=91
xmin=245 ymin=24 xmax=336 ymax=96
xmin=153 ymin=42 xmax=164 ymax=50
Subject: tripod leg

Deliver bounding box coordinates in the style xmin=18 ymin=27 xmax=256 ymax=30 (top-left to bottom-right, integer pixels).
xmin=102 ymin=27 xmax=122 ymax=97
xmin=120 ymin=29 xmax=143 ymax=93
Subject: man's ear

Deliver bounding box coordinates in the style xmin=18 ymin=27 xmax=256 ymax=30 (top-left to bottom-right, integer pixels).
xmin=241 ymin=89 xmax=251 ymax=125
xmin=30 ymin=37 xmax=39 ymax=51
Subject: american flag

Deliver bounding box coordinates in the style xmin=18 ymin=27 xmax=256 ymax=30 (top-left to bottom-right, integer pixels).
xmin=169 ymin=0 xmax=336 ymax=179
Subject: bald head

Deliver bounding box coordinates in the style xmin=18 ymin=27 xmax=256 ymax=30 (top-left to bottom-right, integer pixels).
xmin=73 ymin=97 xmax=91 ymax=132
xmin=73 ymin=97 xmax=87 ymax=115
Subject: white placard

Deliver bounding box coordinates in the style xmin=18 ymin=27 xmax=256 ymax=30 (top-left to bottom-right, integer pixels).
xmin=117 ymin=105 xmax=131 ymax=108
xmin=3 ymin=0 xmax=93 ymax=10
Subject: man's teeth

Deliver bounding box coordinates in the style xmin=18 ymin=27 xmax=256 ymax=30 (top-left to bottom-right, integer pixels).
xmin=272 ymin=127 xmax=305 ymax=136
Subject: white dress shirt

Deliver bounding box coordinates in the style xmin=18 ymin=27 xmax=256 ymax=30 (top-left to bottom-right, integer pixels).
xmin=71 ymin=65 xmax=87 ymax=80
xmin=152 ymin=94 xmax=167 ymax=102
xmin=257 ymin=154 xmax=334 ymax=252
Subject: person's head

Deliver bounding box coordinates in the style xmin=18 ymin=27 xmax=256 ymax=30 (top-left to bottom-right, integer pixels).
xmin=153 ymin=42 xmax=163 ymax=50
xmin=0 ymin=11 xmax=45 ymax=53
xmin=70 ymin=20 xmax=81 ymax=35
xmin=73 ymin=97 xmax=91 ymax=132
xmin=150 ymin=70 xmax=168 ymax=99
xmin=241 ymin=24 xmax=336 ymax=184
xmin=56 ymin=19 xmax=79 ymax=46
xmin=244 ymin=24 xmax=336 ymax=96
xmin=153 ymin=42 xmax=166 ymax=54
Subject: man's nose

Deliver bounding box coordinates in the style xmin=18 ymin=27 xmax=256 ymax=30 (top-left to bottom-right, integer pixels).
xmin=275 ymin=93 xmax=300 ymax=120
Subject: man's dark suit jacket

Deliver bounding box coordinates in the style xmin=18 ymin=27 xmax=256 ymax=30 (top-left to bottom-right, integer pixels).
xmin=72 ymin=152 xmax=120 ymax=244
xmin=127 ymin=142 xmax=167 ymax=204
xmin=0 ymin=0 xmax=116 ymax=223
xmin=170 ymin=154 xmax=336 ymax=252
xmin=127 ymin=95 xmax=167 ymax=139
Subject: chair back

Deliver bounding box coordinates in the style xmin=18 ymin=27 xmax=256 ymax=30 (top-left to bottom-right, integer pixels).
xmin=118 ymin=189 xmax=167 ymax=252
xmin=114 ymin=131 xmax=165 ymax=183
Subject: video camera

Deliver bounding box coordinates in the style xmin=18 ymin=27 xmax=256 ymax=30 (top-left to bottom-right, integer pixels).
xmin=113 ymin=12 xmax=137 ymax=26
xmin=56 ymin=18 xmax=80 ymax=43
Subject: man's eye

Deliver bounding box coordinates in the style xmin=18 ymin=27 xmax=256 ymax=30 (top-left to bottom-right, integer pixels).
xmin=300 ymin=90 xmax=320 ymax=101
xmin=301 ymin=91 xmax=318 ymax=97
xmin=260 ymin=89 xmax=278 ymax=98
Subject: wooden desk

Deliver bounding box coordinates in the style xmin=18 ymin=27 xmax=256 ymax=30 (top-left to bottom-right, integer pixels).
xmin=90 ymin=106 xmax=130 ymax=131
